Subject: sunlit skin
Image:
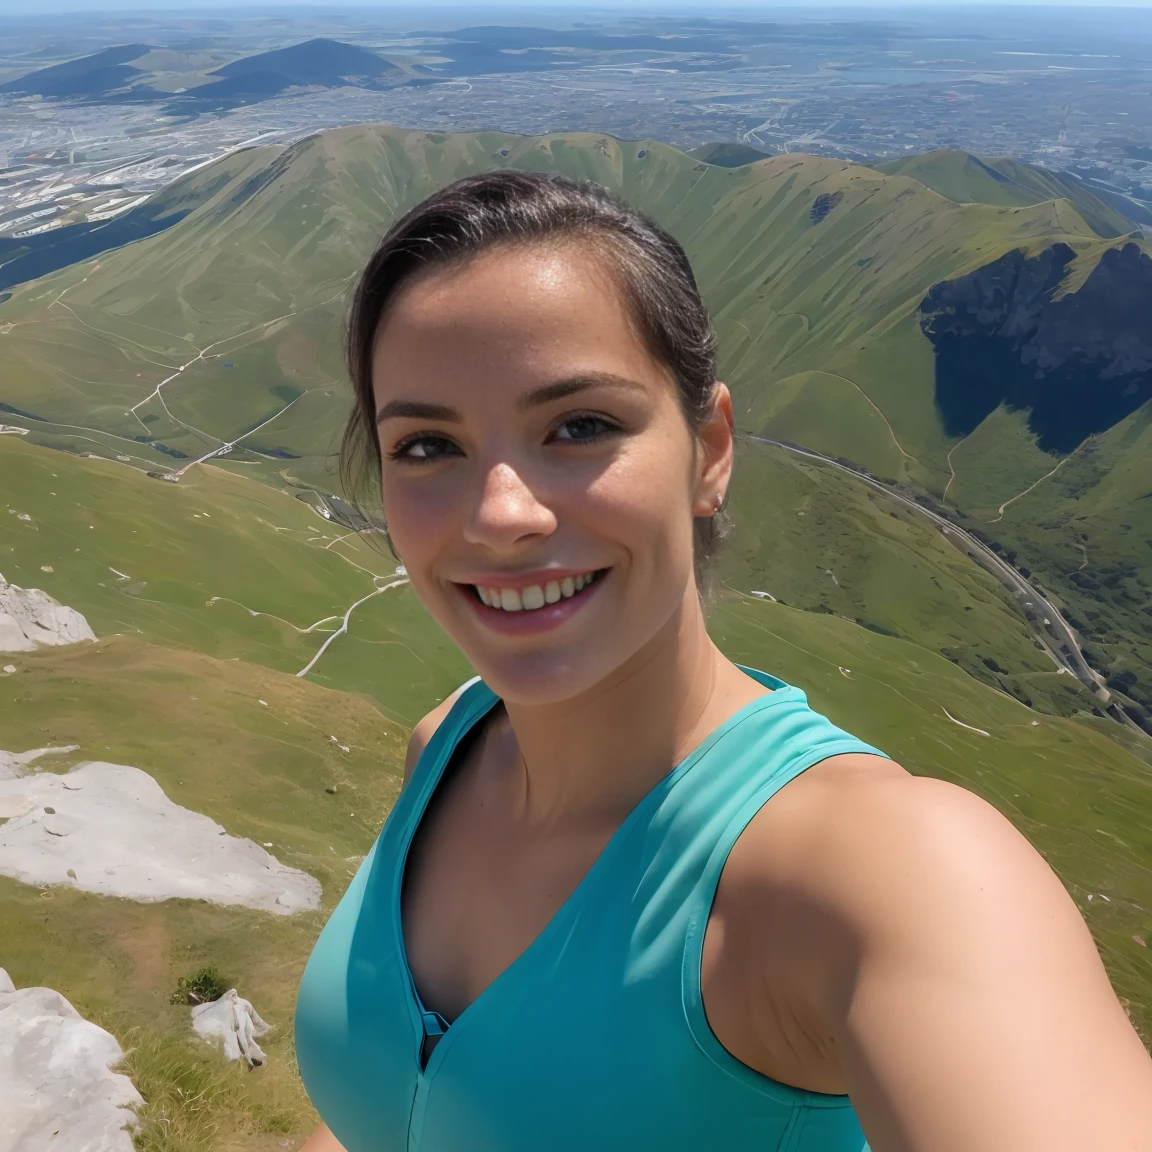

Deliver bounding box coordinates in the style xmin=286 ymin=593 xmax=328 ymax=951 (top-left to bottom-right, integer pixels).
xmin=302 ymin=244 xmax=1152 ymax=1152
xmin=370 ymin=242 xmax=734 ymax=707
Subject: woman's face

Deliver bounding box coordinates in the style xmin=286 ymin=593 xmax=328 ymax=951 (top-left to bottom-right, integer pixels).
xmin=372 ymin=242 xmax=731 ymax=704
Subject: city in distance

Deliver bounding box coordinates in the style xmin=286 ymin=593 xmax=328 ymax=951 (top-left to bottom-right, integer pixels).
xmin=0 ymin=5 xmax=1151 ymax=1150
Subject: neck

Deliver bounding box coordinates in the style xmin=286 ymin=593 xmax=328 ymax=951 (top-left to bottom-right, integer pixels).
xmin=500 ymin=585 xmax=765 ymax=830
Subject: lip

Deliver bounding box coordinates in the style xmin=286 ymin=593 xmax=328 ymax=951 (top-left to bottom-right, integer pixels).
xmin=455 ymin=568 xmax=609 ymax=636
xmin=453 ymin=566 xmax=604 ymax=592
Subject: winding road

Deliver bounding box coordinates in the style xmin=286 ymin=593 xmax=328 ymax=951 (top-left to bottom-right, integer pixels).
xmin=743 ymin=434 xmax=1112 ymax=703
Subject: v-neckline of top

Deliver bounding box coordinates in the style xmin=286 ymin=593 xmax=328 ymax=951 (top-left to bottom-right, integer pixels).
xmin=391 ymin=670 xmax=798 ymax=1079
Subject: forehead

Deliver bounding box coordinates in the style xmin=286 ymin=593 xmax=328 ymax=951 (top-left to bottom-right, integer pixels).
xmin=371 ymin=243 xmax=672 ymax=400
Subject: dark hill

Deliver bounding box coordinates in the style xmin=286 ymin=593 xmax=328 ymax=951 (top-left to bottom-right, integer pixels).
xmin=208 ymin=38 xmax=402 ymax=89
xmin=921 ymin=242 xmax=1152 ymax=453
xmin=173 ymin=38 xmax=406 ymax=109
xmin=0 ymin=43 xmax=150 ymax=97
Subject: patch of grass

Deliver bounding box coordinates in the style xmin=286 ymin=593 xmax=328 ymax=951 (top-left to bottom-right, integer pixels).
xmin=171 ymin=966 xmax=230 ymax=1006
xmin=120 ymin=1028 xmax=246 ymax=1152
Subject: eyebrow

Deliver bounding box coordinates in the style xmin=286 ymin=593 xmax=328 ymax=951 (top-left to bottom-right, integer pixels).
xmin=375 ymin=373 xmax=647 ymax=425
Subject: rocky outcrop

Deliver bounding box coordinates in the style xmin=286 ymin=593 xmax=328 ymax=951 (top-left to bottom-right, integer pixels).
xmin=0 ymin=968 xmax=141 ymax=1152
xmin=0 ymin=758 xmax=321 ymax=914
xmin=920 ymin=242 xmax=1152 ymax=453
xmin=191 ymin=989 xmax=273 ymax=1068
xmin=0 ymin=573 xmax=96 ymax=652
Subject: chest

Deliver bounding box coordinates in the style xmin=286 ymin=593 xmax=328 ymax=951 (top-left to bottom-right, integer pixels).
xmin=400 ymin=762 xmax=617 ymax=1022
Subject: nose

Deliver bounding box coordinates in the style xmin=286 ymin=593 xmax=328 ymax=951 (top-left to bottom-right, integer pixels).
xmin=464 ymin=461 xmax=557 ymax=551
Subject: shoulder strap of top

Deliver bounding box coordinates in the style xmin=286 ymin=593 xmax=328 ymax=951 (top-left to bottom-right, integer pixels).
xmin=405 ymin=676 xmax=499 ymax=800
xmin=672 ymin=669 xmax=888 ymax=1091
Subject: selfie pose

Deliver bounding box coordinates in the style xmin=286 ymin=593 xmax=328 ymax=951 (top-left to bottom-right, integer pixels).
xmin=295 ymin=172 xmax=1152 ymax=1151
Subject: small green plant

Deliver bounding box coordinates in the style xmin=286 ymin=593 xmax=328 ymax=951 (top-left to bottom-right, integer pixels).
xmin=170 ymin=966 xmax=229 ymax=1006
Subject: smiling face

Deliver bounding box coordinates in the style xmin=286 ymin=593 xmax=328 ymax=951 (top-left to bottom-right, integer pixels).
xmin=372 ymin=242 xmax=731 ymax=705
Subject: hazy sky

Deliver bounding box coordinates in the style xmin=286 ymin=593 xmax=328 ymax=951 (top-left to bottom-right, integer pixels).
xmin=6 ymin=0 xmax=1152 ymax=16
xmin=4 ymin=0 xmax=1152 ymax=12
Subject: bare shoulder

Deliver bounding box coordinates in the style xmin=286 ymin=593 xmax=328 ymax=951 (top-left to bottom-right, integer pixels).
xmin=402 ymin=680 xmax=476 ymax=787
xmin=734 ymin=753 xmax=1076 ymax=935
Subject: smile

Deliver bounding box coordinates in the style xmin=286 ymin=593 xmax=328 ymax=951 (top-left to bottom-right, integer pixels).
xmin=473 ymin=570 xmax=605 ymax=612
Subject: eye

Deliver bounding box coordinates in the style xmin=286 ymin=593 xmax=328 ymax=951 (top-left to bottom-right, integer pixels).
xmin=388 ymin=434 xmax=461 ymax=462
xmin=550 ymin=414 xmax=618 ymax=443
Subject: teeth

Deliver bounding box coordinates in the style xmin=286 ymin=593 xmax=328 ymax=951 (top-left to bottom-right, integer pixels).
xmin=475 ymin=571 xmax=602 ymax=613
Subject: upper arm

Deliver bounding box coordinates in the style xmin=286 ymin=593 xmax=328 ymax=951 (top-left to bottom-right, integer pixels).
xmin=800 ymin=768 xmax=1152 ymax=1151
xmin=298 ymin=1124 xmax=346 ymax=1152
xmin=402 ymin=680 xmax=474 ymax=788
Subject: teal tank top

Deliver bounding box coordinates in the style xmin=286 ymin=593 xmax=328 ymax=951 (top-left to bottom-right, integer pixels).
xmin=296 ymin=667 xmax=885 ymax=1151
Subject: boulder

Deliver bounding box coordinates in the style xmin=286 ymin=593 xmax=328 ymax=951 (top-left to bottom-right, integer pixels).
xmin=191 ymin=989 xmax=272 ymax=1067
xmin=0 ymin=760 xmax=321 ymax=914
xmin=0 ymin=968 xmax=141 ymax=1152
xmin=0 ymin=573 xmax=96 ymax=652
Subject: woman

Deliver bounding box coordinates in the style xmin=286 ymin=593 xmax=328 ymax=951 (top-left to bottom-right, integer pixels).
xmin=295 ymin=171 xmax=1152 ymax=1151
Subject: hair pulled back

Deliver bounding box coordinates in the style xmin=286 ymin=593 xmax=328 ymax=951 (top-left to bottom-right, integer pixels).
xmin=342 ymin=168 xmax=730 ymax=575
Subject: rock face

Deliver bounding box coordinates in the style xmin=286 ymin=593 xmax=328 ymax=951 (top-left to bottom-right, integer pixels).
xmin=0 ymin=573 xmax=96 ymax=652
xmin=920 ymin=242 xmax=1152 ymax=453
xmin=0 ymin=967 xmax=141 ymax=1152
xmin=191 ymin=989 xmax=273 ymax=1068
xmin=0 ymin=758 xmax=321 ymax=914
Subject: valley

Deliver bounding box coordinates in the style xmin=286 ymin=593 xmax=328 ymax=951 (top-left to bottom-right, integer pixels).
xmin=0 ymin=113 xmax=1150 ymax=1148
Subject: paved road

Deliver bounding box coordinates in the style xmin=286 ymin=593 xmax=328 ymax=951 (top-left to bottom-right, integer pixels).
xmin=744 ymin=434 xmax=1112 ymax=702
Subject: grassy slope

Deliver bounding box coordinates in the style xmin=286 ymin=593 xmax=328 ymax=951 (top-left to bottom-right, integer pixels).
xmin=0 ymin=436 xmax=471 ymax=725
xmin=720 ymin=441 xmax=1096 ymax=719
xmin=985 ymin=405 xmax=1152 ymax=720
xmin=1 ymin=124 xmax=1132 ymax=708
xmin=0 ymin=636 xmax=409 ymax=1150
xmin=873 ymin=149 xmax=1139 ymax=239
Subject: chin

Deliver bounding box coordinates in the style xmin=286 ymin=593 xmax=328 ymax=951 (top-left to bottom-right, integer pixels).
xmin=466 ymin=648 xmax=618 ymax=707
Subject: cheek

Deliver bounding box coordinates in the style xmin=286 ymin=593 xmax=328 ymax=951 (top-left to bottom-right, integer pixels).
xmin=583 ymin=436 xmax=697 ymax=565
xmin=379 ymin=474 xmax=460 ymax=567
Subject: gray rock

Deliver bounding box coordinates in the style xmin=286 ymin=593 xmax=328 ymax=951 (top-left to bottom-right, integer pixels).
xmin=0 ymin=968 xmax=141 ymax=1152
xmin=0 ymin=760 xmax=321 ymax=914
xmin=191 ymin=989 xmax=273 ymax=1067
xmin=0 ymin=573 xmax=96 ymax=652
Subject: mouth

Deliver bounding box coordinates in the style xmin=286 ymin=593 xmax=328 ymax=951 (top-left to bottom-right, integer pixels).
xmin=471 ymin=569 xmax=607 ymax=613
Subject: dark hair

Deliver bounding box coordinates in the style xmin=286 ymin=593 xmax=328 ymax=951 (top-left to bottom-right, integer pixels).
xmin=342 ymin=169 xmax=730 ymax=578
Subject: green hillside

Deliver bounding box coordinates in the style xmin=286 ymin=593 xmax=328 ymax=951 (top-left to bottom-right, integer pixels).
xmin=6 ymin=123 xmax=1146 ymax=722
xmin=873 ymin=148 xmax=1142 ymax=239
xmin=1 ymin=128 xmax=1151 ymax=1142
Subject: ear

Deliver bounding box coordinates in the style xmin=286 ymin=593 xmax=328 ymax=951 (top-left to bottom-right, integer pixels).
xmin=692 ymin=382 xmax=735 ymax=517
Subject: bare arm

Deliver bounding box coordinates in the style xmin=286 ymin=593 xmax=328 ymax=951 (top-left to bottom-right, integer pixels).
xmin=298 ymin=1124 xmax=345 ymax=1152
xmin=790 ymin=765 xmax=1152 ymax=1150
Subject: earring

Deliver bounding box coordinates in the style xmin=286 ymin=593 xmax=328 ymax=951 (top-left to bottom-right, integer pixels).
xmin=714 ymin=493 xmax=724 ymax=513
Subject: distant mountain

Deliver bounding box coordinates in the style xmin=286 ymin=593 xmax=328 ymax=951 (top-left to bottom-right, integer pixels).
xmin=689 ymin=142 xmax=771 ymax=168
xmin=874 ymin=149 xmax=1144 ymax=239
xmin=0 ymin=43 xmax=150 ymax=98
xmin=180 ymin=38 xmax=406 ymax=107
